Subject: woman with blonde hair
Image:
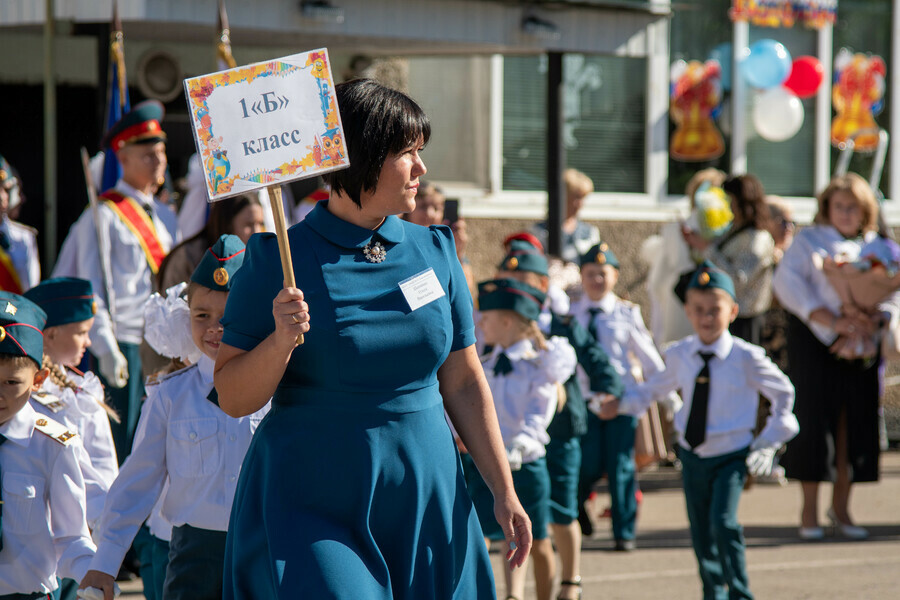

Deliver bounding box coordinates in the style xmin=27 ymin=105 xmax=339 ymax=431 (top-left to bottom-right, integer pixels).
xmin=773 ymin=173 xmax=894 ymax=540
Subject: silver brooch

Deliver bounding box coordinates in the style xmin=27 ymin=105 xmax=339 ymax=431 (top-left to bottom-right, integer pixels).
xmin=363 ymin=240 xmax=386 ymax=263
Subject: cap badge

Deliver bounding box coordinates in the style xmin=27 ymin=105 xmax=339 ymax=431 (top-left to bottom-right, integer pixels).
xmin=507 ymin=257 xmax=519 ymax=270
xmin=5 ymin=302 xmax=16 ymax=315
xmin=91 ymin=300 xmax=98 ymax=315
xmin=599 ymin=243 xmax=609 ymax=252
xmin=213 ymin=267 xmax=230 ymax=286
xmin=0 ymin=325 xmax=6 ymax=343
xmin=596 ymin=253 xmax=607 ymax=265
xmin=699 ymin=272 xmax=711 ymax=285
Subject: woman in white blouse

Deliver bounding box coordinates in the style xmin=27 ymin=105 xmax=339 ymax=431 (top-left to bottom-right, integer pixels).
xmin=772 ymin=173 xmax=895 ymax=540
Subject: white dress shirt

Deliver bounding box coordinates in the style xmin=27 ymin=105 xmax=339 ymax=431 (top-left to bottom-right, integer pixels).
xmin=773 ymin=225 xmax=900 ymax=345
xmin=53 ymin=180 xmax=174 ymax=355
xmin=0 ymin=403 xmax=96 ymax=594
xmin=570 ymin=293 xmax=678 ymax=412
xmin=90 ymin=355 xmax=269 ymax=577
xmin=482 ymin=338 xmax=576 ymax=463
xmin=30 ymin=370 xmax=118 ymax=527
xmin=0 ymin=216 xmax=40 ymax=291
xmin=621 ymin=331 xmax=799 ymax=458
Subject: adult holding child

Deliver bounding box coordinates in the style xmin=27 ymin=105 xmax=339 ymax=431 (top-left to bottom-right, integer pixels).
xmin=215 ymin=79 xmax=530 ymax=598
xmin=773 ymin=173 xmax=895 ymax=540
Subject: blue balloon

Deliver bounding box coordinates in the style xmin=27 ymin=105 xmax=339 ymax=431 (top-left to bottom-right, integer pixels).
xmin=709 ymin=43 xmax=733 ymax=91
xmin=741 ymin=39 xmax=792 ymax=89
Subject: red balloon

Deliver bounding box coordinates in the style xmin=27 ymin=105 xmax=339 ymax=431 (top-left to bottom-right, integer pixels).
xmin=784 ymin=56 xmax=825 ymax=99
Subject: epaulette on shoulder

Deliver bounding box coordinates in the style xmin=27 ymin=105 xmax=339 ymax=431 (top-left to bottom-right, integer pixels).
xmin=154 ymin=362 xmax=199 ymax=385
xmin=31 ymin=390 xmax=67 ymax=413
xmin=34 ymin=415 xmax=78 ymax=446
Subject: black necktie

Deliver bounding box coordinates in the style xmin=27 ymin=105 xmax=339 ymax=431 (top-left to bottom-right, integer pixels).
xmin=0 ymin=230 xmax=9 ymax=251
xmin=207 ymin=387 xmax=219 ymax=407
xmin=587 ymin=307 xmax=603 ymax=341
xmin=685 ymin=352 xmax=715 ymax=449
xmin=0 ymin=433 xmax=7 ymax=550
xmin=493 ymin=352 xmax=513 ymax=376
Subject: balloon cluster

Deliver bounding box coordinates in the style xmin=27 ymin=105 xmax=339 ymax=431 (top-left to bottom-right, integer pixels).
xmin=831 ymin=49 xmax=886 ymax=153
xmin=738 ymin=39 xmax=824 ymax=142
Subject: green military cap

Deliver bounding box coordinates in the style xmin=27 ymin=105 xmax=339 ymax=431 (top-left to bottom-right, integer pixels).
xmin=103 ymin=99 xmax=167 ymax=150
xmin=579 ymin=242 xmax=619 ymax=269
xmin=498 ymin=240 xmax=549 ymax=276
xmin=24 ymin=277 xmax=96 ymax=328
xmin=687 ymin=260 xmax=736 ymax=300
xmin=0 ymin=291 xmax=48 ymax=367
xmin=191 ymin=234 xmax=246 ymax=292
xmin=477 ymin=278 xmax=546 ymax=322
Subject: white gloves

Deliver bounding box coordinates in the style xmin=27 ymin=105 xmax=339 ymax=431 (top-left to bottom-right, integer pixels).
xmin=97 ymin=348 xmax=129 ymax=388
xmin=77 ymin=584 xmax=121 ymax=599
xmin=746 ymin=440 xmax=777 ymax=477
xmin=506 ymin=446 xmax=523 ymax=472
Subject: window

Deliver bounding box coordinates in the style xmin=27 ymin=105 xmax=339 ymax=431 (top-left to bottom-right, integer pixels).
xmin=502 ymin=54 xmax=647 ymax=193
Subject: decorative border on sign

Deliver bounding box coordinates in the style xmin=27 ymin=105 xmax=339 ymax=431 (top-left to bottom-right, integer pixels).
xmin=185 ymin=50 xmax=345 ymax=196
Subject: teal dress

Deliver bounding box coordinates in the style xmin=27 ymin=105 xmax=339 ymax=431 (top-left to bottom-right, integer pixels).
xmin=221 ymin=202 xmax=495 ymax=599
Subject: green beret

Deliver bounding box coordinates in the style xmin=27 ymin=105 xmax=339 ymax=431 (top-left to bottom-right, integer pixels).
xmin=478 ymin=278 xmax=546 ymax=322
xmin=687 ymin=260 xmax=736 ymax=300
xmin=0 ymin=291 xmax=47 ymax=367
xmin=191 ymin=234 xmax=246 ymax=292
xmin=24 ymin=277 xmax=96 ymax=328
xmin=579 ymin=242 xmax=619 ymax=269
xmin=498 ymin=240 xmax=549 ymax=276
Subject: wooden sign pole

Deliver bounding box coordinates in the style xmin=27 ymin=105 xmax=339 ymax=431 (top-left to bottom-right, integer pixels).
xmin=266 ymin=184 xmax=304 ymax=345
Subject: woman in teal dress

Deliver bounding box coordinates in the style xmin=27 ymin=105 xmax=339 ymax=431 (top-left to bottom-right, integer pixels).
xmin=215 ymin=79 xmax=532 ymax=599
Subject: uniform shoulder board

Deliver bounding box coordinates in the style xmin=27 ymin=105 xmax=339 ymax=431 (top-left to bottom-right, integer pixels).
xmin=155 ymin=362 xmax=199 ymax=384
xmin=34 ymin=415 xmax=79 ymax=446
xmin=32 ymin=390 xmax=68 ymax=413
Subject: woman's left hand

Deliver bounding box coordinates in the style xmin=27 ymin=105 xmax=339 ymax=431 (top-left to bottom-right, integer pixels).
xmin=493 ymin=490 xmax=533 ymax=569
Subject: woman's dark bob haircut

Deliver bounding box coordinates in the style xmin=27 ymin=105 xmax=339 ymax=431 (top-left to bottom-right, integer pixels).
xmin=324 ymin=79 xmax=431 ymax=207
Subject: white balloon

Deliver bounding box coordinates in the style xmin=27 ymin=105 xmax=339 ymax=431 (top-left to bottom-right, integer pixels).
xmin=753 ymin=87 xmax=804 ymax=142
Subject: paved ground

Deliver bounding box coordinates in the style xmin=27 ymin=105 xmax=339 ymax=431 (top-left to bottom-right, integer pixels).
xmin=118 ymin=449 xmax=900 ymax=599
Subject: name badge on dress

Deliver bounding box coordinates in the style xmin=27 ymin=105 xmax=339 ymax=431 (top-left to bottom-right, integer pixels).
xmin=399 ymin=268 xmax=446 ymax=311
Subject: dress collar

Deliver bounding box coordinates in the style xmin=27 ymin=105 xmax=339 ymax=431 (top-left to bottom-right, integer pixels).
xmin=116 ymin=179 xmax=155 ymax=209
xmin=585 ymin=293 xmax=617 ymax=314
xmin=0 ymin=401 xmax=37 ymax=448
xmin=304 ymin=200 xmax=406 ymax=249
xmin=493 ymin=338 xmax=535 ymax=361
xmin=690 ymin=330 xmax=734 ymax=362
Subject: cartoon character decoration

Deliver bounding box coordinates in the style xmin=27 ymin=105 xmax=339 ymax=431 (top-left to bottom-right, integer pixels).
xmin=831 ymin=50 xmax=887 ymax=153
xmin=312 ymin=135 xmax=322 ymax=166
xmin=669 ymin=60 xmax=725 ymax=162
xmin=730 ymin=1 xmax=837 ymax=29
xmin=205 ymin=135 xmax=230 ymax=193
xmin=320 ymin=129 xmax=344 ymax=165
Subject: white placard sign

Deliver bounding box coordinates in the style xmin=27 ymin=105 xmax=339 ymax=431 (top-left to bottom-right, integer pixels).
xmin=184 ymin=48 xmax=348 ymax=201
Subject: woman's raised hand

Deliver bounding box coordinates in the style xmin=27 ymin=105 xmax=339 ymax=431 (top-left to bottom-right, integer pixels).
xmin=272 ymin=285 xmax=310 ymax=350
